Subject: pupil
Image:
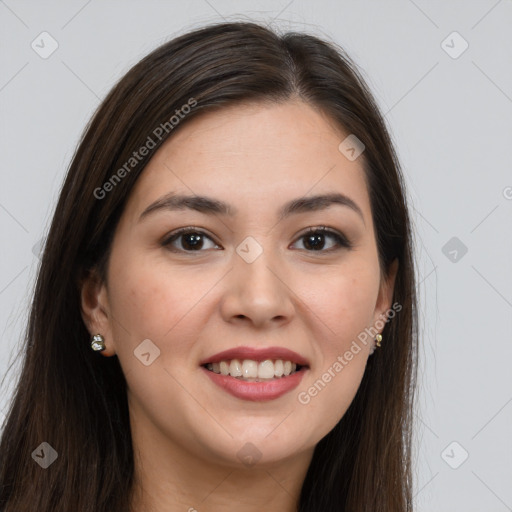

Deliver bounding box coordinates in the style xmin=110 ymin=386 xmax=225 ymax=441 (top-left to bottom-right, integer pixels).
xmin=305 ymin=233 xmax=324 ymax=250
xmin=183 ymin=233 xmax=202 ymax=250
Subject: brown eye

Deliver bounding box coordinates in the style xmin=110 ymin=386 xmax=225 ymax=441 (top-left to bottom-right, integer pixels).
xmin=292 ymin=227 xmax=352 ymax=252
xmin=162 ymin=228 xmax=220 ymax=252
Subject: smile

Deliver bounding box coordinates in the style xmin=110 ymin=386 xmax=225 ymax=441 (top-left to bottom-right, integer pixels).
xmin=199 ymin=346 xmax=310 ymax=401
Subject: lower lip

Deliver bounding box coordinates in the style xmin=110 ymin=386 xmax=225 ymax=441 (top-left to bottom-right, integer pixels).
xmin=201 ymin=367 xmax=307 ymax=402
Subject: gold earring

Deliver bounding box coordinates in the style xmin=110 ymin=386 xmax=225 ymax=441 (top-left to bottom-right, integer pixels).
xmin=375 ymin=333 xmax=383 ymax=348
xmin=90 ymin=334 xmax=106 ymax=352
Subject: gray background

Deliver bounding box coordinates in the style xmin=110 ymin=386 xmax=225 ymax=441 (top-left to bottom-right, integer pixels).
xmin=1 ymin=1 xmax=511 ymax=510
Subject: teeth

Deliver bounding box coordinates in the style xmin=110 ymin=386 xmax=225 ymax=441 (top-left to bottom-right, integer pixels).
xmin=274 ymin=359 xmax=284 ymax=377
xmin=229 ymin=359 xmax=242 ymax=377
xmin=205 ymin=358 xmax=303 ymax=380
xmin=258 ymin=360 xmax=274 ymax=379
xmin=219 ymin=361 xmax=229 ymax=376
xmin=242 ymin=360 xmax=258 ymax=378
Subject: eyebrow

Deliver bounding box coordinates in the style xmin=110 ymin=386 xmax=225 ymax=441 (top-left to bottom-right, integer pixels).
xmin=139 ymin=192 xmax=365 ymax=224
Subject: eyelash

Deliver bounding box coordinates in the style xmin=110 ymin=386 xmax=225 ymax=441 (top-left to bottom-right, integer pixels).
xmin=161 ymin=226 xmax=353 ymax=254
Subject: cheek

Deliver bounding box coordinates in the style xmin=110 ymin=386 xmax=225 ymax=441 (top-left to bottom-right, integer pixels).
xmin=307 ymin=260 xmax=380 ymax=351
xmin=106 ymin=250 xmax=216 ymax=357
xmin=292 ymin=259 xmax=379 ymax=429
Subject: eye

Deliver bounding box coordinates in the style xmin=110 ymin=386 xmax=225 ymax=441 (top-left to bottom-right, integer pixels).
xmin=162 ymin=227 xmax=220 ymax=252
xmin=291 ymin=226 xmax=352 ymax=252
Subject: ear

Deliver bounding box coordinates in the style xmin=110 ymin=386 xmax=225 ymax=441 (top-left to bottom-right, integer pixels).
xmin=80 ymin=269 xmax=116 ymax=356
xmin=372 ymin=258 xmax=399 ymax=328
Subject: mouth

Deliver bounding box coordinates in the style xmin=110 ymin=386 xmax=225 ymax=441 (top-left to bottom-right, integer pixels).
xmin=199 ymin=346 xmax=310 ymax=401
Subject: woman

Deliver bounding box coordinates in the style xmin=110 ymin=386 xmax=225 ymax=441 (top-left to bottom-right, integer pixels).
xmin=0 ymin=21 xmax=418 ymax=511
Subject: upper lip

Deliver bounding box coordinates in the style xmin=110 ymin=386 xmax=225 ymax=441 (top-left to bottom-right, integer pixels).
xmin=200 ymin=346 xmax=310 ymax=367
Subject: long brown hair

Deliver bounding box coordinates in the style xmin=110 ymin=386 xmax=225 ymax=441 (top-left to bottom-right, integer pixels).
xmin=0 ymin=21 xmax=418 ymax=511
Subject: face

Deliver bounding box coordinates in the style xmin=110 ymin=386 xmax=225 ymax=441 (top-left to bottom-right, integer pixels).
xmin=81 ymin=100 xmax=397 ymax=469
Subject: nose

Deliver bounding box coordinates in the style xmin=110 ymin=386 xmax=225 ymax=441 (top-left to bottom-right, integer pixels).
xmin=219 ymin=248 xmax=295 ymax=329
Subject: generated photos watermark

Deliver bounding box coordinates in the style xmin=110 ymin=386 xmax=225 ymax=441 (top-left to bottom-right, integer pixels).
xmin=297 ymin=301 xmax=402 ymax=405
xmin=94 ymin=97 xmax=197 ymax=200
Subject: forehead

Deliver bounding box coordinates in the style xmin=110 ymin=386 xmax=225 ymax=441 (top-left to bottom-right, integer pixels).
xmin=124 ymin=100 xmax=371 ymax=221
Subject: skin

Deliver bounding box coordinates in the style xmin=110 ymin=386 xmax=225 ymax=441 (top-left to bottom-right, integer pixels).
xmin=81 ymin=99 xmax=397 ymax=512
